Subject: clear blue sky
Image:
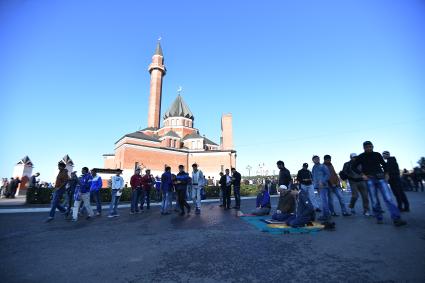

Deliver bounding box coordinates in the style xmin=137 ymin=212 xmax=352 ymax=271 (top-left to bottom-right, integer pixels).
xmin=1 ymin=0 xmax=424 ymax=181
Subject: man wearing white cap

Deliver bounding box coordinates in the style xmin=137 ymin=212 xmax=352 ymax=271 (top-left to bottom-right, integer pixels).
xmin=271 ymin=185 xmax=296 ymax=221
xmin=342 ymin=153 xmax=370 ymax=216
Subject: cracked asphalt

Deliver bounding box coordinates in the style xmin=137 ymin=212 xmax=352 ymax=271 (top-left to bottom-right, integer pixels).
xmin=0 ymin=192 xmax=424 ymax=283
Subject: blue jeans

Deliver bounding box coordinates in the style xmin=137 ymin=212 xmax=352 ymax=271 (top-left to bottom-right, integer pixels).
xmin=161 ymin=191 xmax=171 ymax=213
xmin=49 ymin=188 xmax=66 ymax=218
xmin=366 ymin=178 xmax=401 ymax=221
xmin=91 ymin=190 xmax=102 ymax=213
xmin=318 ymin=187 xmax=331 ymax=219
xmin=328 ymin=186 xmax=348 ymax=214
xmin=109 ymin=190 xmax=121 ymax=215
xmin=131 ymin=189 xmax=141 ymax=212
xmin=234 ymin=186 xmax=241 ymax=208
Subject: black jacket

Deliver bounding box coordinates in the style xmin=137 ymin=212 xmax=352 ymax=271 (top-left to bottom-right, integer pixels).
xmin=296 ymin=169 xmax=312 ymax=185
xmin=342 ymin=160 xmax=363 ymax=182
xmin=278 ymin=168 xmax=292 ymax=187
xmin=231 ymin=171 xmax=241 ymax=187
xmin=352 ymin=152 xmax=387 ymax=178
xmin=385 ymin=157 xmax=400 ymax=177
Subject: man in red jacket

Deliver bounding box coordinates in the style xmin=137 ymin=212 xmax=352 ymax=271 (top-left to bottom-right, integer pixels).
xmin=130 ymin=168 xmax=143 ymax=214
xmin=140 ymin=169 xmax=154 ymax=211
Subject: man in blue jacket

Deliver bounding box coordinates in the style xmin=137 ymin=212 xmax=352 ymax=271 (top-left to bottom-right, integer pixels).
xmin=312 ymin=155 xmax=331 ymax=221
xmin=161 ymin=166 xmax=173 ymax=215
xmin=90 ymin=169 xmax=103 ymax=216
xmin=286 ymin=189 xmax=316 ymax=227
xmin=72 ymin=167 xmax=94 ymax=221
xmin=251 ymin=185 xmax=271 ymax=216
xmin=175 ymin=165 xmax=191 ymax=216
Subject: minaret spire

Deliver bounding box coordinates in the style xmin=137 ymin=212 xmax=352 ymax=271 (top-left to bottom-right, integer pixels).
xmin=147 ymin=39 xmax=166 ymax=129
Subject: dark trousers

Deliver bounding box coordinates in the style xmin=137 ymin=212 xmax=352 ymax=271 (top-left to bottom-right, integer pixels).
xmin=177 ymin=189 xmax=190 ymax=213
xmin=389 ymin=176 xmax=410 ymax=210
xmin=413 ymin=179 xmax=424 ymax=192
xmin=91 ymin=190 xmax=102 ymax=213
xmin=348 ymin=180 xmax=370 ymax=213
xmin=140 ymin=189 xmax=151 ymax=209
xmin=222 ymin=186 xmax=231 ymax=208
xmin=233 ymin=186 xmax=241 ymax=208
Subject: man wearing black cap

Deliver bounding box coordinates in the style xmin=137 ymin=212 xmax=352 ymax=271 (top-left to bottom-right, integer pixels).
xmin=352 ymin=141 xmax=406 ymax=226
xmin=296 ymin=163 xmax=320 ymax=212
xmin=382 ymin=151 xmax=410 ymax=212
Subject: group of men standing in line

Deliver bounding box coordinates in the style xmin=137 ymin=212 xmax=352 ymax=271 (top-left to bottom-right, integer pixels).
xmin=271 ymin=141 xmax=408 ymax=227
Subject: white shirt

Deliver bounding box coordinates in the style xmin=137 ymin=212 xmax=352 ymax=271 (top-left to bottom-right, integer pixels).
xmin=111 ymin=175 xmax=124 ymax=190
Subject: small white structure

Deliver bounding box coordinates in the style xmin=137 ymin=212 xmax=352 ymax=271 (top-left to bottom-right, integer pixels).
xmin=13 ymin=156 xmax=33 ymax=195
xmin=61 ymin=154 xmax=74 ymax=177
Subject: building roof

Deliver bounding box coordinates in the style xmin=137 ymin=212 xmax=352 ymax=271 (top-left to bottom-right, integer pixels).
xmin=62 ymin=154 xmax=74 ymax=166
xmin=203 ymin=136 xmax=218 ymax=146
xmin=141 ymin=127 xmax=157 ymax=131
xmin=163 ymin=95 xmax=194 ymax=120
xmin=182 ymin=132 xmax=203 ymax=140
xmin=17 ymin=156 xmax=33 ymax=166
xmin=155 ymin=41 xmax=163 ymax=56
xmin=116 ymin=131 xmax=160 ymax=144
xmin=162 ymin=130 xmax=180 ymax=138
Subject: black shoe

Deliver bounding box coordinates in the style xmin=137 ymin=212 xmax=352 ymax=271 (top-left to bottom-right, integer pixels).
xmin=342 ymin=212 xmax=351 ymax=216
xmin=219 ymin=204 xmax=224 ymax=207
xmin=315 ymin=208 xmax=321 ymax=213
xmin=393 ymin=219 xmax=407 ymax=227
xmin=402 ymin=208 xmax=410 ymax=212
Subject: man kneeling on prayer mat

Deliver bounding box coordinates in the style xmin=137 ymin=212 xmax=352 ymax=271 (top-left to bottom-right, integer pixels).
xmin=272 ymin=185 xmax=296 ymax=221
xmin=286 ymin=188 xmax=316 ymax=227
xmin=251 ymin=185 xmax=271 ymax=216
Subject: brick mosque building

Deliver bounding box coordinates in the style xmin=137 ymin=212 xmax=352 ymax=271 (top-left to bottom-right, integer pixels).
xmin=103 ymin=41 xmax=236 ymax=183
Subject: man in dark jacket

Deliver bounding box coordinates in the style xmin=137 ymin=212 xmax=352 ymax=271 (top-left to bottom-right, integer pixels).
xmin=352 ymin=141 xmax=406 ymax=226
xmin=382 ymin=151 xmax=410 ymax=211
xmin=219 ymin=171 xmax=231 ymax=209
xmin=231 ymin=168 xmax=241 ymax=209
xmin=272 ymin=185 xmax=296 ymax=221
xmin=342 ymin=153 xmax=370 ymax=216
xmin=286 ymin=189 xmax=316 ymax=227
xmin=277 ymin=160 xmax=292 ymax=188
xmin=296 ymin=163 xmax=320 ymax=211
xmin=175 ymin=165 xmax=191 ymax=216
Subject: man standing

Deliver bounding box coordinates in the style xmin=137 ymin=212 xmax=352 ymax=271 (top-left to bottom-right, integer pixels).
xmin=191 ymin=163 xmax=205 ymax=214
xmin=140 ymin=169 xmax=153 ymax=211
xmin=175 ymin=165 xmax=191 ymax=216
xmin=323 ymin=155 xmax=350 ymax=216
xmin=108 ymin=169 xmax=124 ymax=218
xmin=277 ymin=161 xmax=292 ymax=189
xmin=231 ymin=168 xmax=242 ymax=210
xmin=64 ymin=171 xmax=79 ymax=217
xmin=296 ymin=163 xmax=320 ymax=212
xmin=382 ymin=151 xmax=410 ymax=212
xmin=72 ymin=167 xmax=94 ymax=221
xmin=342 ymin=153 xmax=370 ymax=216
xmin=130 ymin=168 xmax=143 ymax=214
xmin=90 ymin=169 xmax=103 ymax=216
xmin=352 ymin=141 xmax=406 ymax=226
xmin=312 ymin=155 xmax=331 ymax=221
xmin=46 ymin=162 xmax=69 ymax=222
xmin=160 ymin=166 xmax=173 ymax=215
xmin=220 ymin=170 xmax=231 ymax=209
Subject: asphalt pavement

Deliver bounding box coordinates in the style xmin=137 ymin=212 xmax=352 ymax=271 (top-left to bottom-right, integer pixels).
xmin=0 ymin=192 xmax=424 ymax=283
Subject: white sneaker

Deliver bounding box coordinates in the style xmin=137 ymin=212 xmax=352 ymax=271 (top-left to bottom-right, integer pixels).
xmin=107 ymin=215 xmax=114 ymax=218
xmin=364 ymin=211 xmax=371 ymax=217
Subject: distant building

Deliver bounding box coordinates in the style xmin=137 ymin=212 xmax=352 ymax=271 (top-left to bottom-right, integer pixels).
xmin=103 ymin=41 xmax=236 ymax=184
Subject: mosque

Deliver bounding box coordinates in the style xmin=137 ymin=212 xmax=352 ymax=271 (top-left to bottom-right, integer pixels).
xmin=103 ymin=41 xmax=236 ymax=183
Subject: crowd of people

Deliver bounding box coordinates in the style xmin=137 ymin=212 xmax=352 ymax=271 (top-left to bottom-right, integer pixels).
xmin=3 ymin=140 xmax=419 ymax=228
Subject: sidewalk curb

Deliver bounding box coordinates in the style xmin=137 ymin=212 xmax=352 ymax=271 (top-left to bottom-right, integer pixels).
xmin=0 ymin=195 xmax=279 ymax=214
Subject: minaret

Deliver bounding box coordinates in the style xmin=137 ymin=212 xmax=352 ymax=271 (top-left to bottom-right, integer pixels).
xmin=147 ymin=40 xmax=166 ymax=129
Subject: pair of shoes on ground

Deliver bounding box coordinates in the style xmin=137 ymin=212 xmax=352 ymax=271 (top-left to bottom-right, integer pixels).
xmin=107 ymin=214 xmax=119 ymax=218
